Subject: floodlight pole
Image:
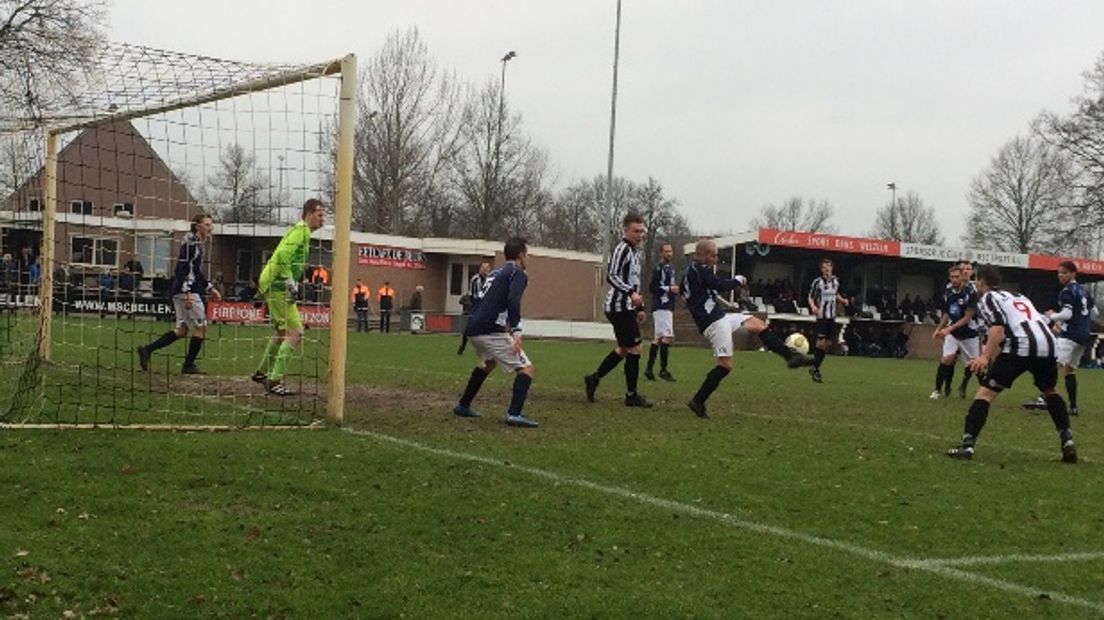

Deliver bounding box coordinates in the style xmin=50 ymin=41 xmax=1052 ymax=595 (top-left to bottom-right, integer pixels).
xmin=326 ymin=53 xmax=358 ymax=426
xmin=602 ymin=0 xmax=623 ymax=272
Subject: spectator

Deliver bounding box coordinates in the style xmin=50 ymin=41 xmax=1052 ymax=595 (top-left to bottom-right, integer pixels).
xmin=121 ymin=257 xmax=144 ymax=291
xmin=309 ymin=264 xmax=330 ymax=302
xmin=911 ymin=296 xmax=927 ymax=323
xmin=17 ymin=247 xmax=35 ymax=295
xmin=98 ymin=269 xmax=116 ymax=291
xmin=152 ymin=272 xmax=170 ymax=296
xmin=899 ymin=294 xmax=913 ymax=322
xmin=377 ymin=281 xmax=395 ymax=333
xmin=0 ymin=253 xmax=14 ymax=292
xmin=238 ymin=278 xmax=258 ymax=301
xmin=407 ymin=284 xmax=424 ymax=311
xmin=28 ymin=258 xmax=41 ymax=287
xmin=351 ymin=278 xmax=371 ymax=332
xmin=53 ymin=261 xmax=70 ymax=293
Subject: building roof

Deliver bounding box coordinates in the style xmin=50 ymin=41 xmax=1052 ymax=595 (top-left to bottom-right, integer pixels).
xmin=689 ymin=228 xmax=1104 ymax=276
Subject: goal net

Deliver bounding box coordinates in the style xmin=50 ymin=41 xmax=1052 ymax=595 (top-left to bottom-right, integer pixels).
xmin=0 ymin=42 xmax=355 ymax=427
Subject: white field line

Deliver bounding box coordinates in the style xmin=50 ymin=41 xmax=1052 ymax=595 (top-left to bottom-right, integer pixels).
xmin=343 ymin=427 xmax=1104 ymax=615
xmin=914 ymin=551 xmax=1104 ymax=568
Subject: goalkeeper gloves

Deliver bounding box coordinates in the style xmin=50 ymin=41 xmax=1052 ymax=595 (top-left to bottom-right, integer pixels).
xmin=285 ymin=277 xmax=299 ymax=296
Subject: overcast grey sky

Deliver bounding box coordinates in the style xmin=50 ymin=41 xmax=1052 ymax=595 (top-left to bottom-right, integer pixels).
xmin=111 ymin=0 xmax=1104 ymax=242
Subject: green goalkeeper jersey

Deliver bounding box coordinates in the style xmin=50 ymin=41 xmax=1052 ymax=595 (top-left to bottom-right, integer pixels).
xmin=259 ymin=220 xmax=311 ymax=293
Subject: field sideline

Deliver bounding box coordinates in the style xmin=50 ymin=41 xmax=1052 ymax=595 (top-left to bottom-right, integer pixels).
xmin=1 ymin=331 xmax=1102 ymax=617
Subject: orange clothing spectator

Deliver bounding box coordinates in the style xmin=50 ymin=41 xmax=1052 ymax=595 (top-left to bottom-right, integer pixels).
xmin=378 ymin=282 xmax=395 ymax=333
xmin=352 ymin=279 xmax=371 ymax=332
xmin=351 ymin=281 xmax=371 ymax=303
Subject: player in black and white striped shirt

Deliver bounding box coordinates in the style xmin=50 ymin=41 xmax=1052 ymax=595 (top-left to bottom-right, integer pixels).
xmin=806 ymin=258 xmax=848 ymax=383
xmin=584 ymin=212 xmax=652 ymax=408
xmin=946 ymin=265 xmax=1077 ymax=463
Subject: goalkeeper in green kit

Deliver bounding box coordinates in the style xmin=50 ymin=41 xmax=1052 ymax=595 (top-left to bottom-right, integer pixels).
xmin=253 ymin=199 xmax=326 ymax=395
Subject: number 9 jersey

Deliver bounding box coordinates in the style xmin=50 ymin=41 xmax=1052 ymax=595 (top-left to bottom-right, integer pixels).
xmin=977 ymin=290 xmax=1055 ymax=358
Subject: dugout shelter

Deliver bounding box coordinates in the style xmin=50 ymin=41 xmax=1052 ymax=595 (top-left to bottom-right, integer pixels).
xmin=684 ymin=229 xmax=1104 ymax=360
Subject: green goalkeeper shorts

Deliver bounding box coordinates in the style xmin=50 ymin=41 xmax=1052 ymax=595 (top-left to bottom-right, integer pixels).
xmin=265 ymin=292 xmax=302 ymax=331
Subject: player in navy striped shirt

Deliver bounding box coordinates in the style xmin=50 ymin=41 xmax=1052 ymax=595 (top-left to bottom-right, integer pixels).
xmin=137 ymin=213 xmax=221 ymax=374
xmin=645 ymin=243 xmax=679 ymax=382
xmin=585 ymin=213 xmax=652 ymax=408
xmin=453 ymin=238 xmax=538 ymax=428
xmin=683 ymin=240 xmax=815 ymax=418
xmin=946 ymin=265 xmax=1077 ymax=462
xmin=1045 ymin=261 xmax=1098 ymax=416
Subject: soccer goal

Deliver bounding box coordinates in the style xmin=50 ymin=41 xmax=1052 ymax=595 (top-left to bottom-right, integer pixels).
xmin=0 ymin=42 xmax=355 ymax=428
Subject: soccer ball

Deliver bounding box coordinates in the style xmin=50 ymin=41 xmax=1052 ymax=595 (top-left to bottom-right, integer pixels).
xmin=785 ymin=332 xmax=810 ymax=355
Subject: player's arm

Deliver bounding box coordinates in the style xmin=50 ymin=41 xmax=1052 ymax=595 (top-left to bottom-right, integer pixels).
xmin=944 ymin=307 xmax=975 ymax=333
xmin=700 ymin=268 xmax=745 ymax=293
xmin=807 ymin=282 xmax=819 ymax=315
xmin=506 ymin=271 xmax=527 ymax=350
xmin=970 ymin=324 xmax=1004 ymax=373
xmin=605 ymin=244 xmax=635 ymax=295
xmin=174 ymin=242 xmax=193 ymax=295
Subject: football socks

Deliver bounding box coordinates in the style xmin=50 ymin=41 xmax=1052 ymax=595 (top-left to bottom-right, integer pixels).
xmin=1044 ymin=393 xmax=1072 ymax=435
xmin=1065 ymin=374 xmax=1078 ymax=410
xmin=659 ymin=343 xmax=670 ymax=372
xmin=624 ymin=353 xmax=640 ymax=395
xmin=508 ymin=372 xmax=532 ymax=415
xmin=459 ymin=366 xmax=490 ymax=407
xmin=183 ymin=336 xmax=204 ymax=368
xmin=692 ymin=365 xmax=730 ymax=405
xmin=595 ymin=350 xmax=622 ymax=378
xmin=963 ymin=398 xmax=990 ymax=442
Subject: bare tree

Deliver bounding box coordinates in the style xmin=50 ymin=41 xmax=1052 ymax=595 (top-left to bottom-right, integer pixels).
xmin=628 ymin=177 xmax=691 ymax=264
xmin=352 ymin=28 xmax=466 ymax=236
xmin=750 ymin=197 xmax=836 ymax=233
xmin=545 ymin=177 xmax=607 ymax=253
xmin=0 ymin=129 xmax=36 ymax=199
xmin=209 ymin=143 xmax=272 ymax=224
xmin=0 ymin=0 xmax=108 ymax=124
xmin=869 ymin=191 xmax=944 ymax=244
xmin=1036 ymin=52 xmax=1104 ymax=226
xmin=965 ymin=135 xmax=1079 ymax=253
xmin=452 ymin=80 xmax=548 ymax=240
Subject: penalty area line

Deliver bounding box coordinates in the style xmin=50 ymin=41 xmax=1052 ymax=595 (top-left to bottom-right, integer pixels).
xmin=912 ymin=550 xmax=1104 ymax=568
xmin=343 ymin=427 xmax=1104 ymax=615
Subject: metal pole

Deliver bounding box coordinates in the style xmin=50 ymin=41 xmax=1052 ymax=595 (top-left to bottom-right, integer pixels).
xmin=602 ymin=0 xmax=623 ymax=269
xmin=39 ymin=132 xmax=58 ymax=361
xmin=326 ymin=53 xmax=358 ymax=426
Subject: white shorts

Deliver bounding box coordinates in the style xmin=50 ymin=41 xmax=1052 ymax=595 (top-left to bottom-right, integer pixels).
xmin=941 ymin=334 xmax=979 ymax=362
xmin=1056 ymin=338 xmax=1086 ymax=367
xmin=172 ymin=293 xmax=207 ymax=329
xmin=703 ymin=312 xmax=751 ymax=358
xmin=652 ymin=309 xmax=674 ymax=340
xmin=470 ymin=333 xmax=532 ymax=373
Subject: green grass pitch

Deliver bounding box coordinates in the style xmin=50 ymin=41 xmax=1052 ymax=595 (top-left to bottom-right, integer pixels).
xmin=0 ymin=324 xmax=1102 ymax=617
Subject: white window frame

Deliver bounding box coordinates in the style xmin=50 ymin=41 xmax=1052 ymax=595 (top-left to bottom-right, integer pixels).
xmin=28 ymin=198 xmax=41 ymax=211
xmin=70 ymin=200 xmax=93 ymax=215
xmin=69 ymin=234 xmax=120 ymax=268
xmin=113 ymin=202 xmax=135 ymax=217
xmin=134 ymin=235 xmax=172 ymax=277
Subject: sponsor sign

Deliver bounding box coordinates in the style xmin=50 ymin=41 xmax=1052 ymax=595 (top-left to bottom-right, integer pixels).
xmin=58 ymin=295 xmax=175 ymax=318
xmin=1027 ymin=254 xmax=1104 ymax=276
xmin=758 ymin=229 xmax=899 ymax=257
xmin=900 ymin=243 xmax=1029 ymax=268
xmin=207 ymin=301 xmax=266 ymax=323
xmin=356 ymin=244 xmax=426 ymax=270
xmin=207 ymin=300 xmax=331 ymax=327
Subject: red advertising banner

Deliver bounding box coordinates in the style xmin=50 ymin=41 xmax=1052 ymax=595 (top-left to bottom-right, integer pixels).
xmin=207 ymin=301 xmax=266 ymax=323
xmin=356 ymin=244 xmax=427 ymax=270
xmin=207 ymin=300 xmax=331 ymax=327
xmin=1027 ymin=254 xmax=1104 ymax=276
xmin=757 ymin=228 xmax=900 ymax=257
